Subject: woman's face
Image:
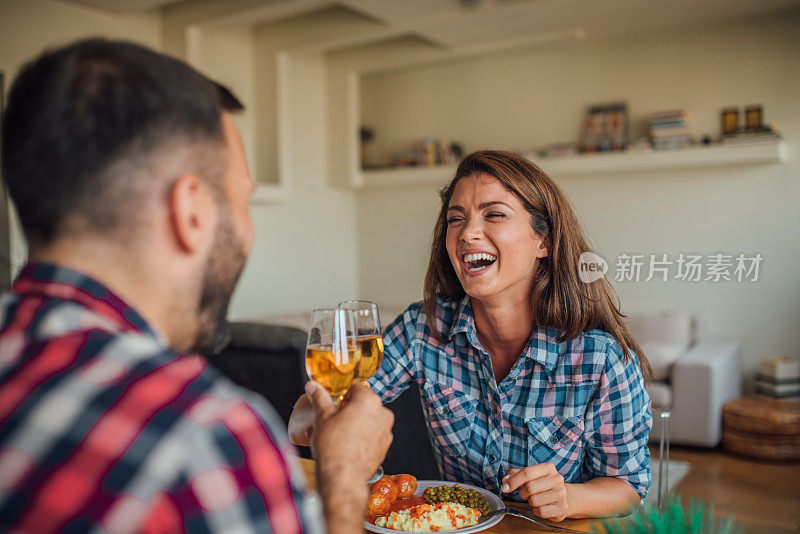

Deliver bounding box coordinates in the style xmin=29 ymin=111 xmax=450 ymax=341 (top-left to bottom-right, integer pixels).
xmin=445 ymin=173 xmax=548 ymax=304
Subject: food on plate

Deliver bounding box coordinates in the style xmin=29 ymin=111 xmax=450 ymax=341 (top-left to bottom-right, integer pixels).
xmin=422 ymin=484 xmax=492 ymax=516
xmin=389 ymin=474 xmax=418 ymax=498
xmin=371 ymin=476 xmax=400 ymax=503
xmin=368 ymin=491 xmax=392 ymax=517
xmin=366 ymin=474 xmax=420 ymax=517
xmin=374 ymin=502 xmax=481 ymax=532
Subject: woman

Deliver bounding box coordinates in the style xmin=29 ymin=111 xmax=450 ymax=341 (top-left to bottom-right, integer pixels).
xmin=291 ymin=150 xmax=652 ymax=521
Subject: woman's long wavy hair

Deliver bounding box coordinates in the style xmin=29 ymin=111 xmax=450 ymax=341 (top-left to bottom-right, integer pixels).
xmin=423 ymin=150 xmax=651 ymax=379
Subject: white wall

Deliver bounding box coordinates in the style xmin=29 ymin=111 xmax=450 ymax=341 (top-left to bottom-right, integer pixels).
xmin=357 ymin=12 xmax=800 ymax=384
xmin=187 ymin=25 xmax=258 ymax=182
xmin=0 ymin=0 xmax=162 ymax=275
xmin=228 ymin=52 xmax=361 ymax=318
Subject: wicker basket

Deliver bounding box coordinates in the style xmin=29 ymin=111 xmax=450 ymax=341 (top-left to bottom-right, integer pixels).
xmin=722 ymin=396 xmax=800 ymax=461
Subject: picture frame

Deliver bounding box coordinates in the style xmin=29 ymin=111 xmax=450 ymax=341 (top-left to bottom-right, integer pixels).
xmin=721 ymin=107 xmax=739 ymax=135
xmin=581 ymin=102 xmax=628 ymax=152
xmin=745 ymin=105 xmax=763 ymax=131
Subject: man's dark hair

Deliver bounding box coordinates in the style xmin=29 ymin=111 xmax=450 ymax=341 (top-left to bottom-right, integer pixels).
xmin=0 ymin=38 xmax=244 ymax=248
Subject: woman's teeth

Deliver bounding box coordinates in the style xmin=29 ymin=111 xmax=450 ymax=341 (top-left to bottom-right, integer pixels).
xmin=463 ymin=252 xmax=497 ymax=272
xmin=464 ymin=253 xmax=497 ymax=263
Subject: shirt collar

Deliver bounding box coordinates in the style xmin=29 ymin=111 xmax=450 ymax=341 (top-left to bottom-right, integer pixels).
xmin=12 ymin=262 xmax=163 ymax=341
xmin=445 ymin=295 xmax=561 ymax=377
xmin=445 ymin=295 xmax=474 ymax=340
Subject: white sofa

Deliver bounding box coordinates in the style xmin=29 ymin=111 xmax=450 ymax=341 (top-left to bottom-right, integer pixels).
xmin=629 ymin=312 xmax=742 ymax=447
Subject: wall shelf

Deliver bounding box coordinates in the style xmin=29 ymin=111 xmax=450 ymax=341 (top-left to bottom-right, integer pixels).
xmin=356 ymin=140 xmax=787 ymax=190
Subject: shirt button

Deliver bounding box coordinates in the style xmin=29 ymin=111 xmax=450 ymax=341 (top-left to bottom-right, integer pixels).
xmin=550 ymin=435 xmax=559 ymax=444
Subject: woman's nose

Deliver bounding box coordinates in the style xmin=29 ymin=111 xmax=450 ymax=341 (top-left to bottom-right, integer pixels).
xmin=459 ymin=218 xmax=483 ymax=242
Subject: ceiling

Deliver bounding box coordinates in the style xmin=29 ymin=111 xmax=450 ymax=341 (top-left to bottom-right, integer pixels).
xmin=63 ymin=0 xmax=800 ymax=52
xmin=64 ymin=0 xmax=182 ymax=10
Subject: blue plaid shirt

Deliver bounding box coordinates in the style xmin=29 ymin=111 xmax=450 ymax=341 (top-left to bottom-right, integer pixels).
xmin=369 ymin=296 xmax=652 ymax=500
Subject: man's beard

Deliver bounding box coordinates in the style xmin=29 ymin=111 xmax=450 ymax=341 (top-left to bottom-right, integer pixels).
xmin=191 ymin=207 xmax=247 ymax=357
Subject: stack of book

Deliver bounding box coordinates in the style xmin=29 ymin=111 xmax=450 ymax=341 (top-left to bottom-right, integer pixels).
xmin=414 ymin=138 xmax=459 ymax=167
xmin=756 ymin=357 xmax=800 ymax=400
xmin=649 ymin=110 xmax=693 ymax=150
xmin=722 ymin=129 xmax=782 ymax=146
xmin=538 ymin=142 xmax=579 ymax=158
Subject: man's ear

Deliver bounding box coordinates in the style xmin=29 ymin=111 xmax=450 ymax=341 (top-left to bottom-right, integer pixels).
xmin=167 ymin=174 xmax=217 ymax=254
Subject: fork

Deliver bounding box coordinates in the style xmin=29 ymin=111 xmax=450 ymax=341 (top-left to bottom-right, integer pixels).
xmin=479 ymin=508 xmax=590 ymax=533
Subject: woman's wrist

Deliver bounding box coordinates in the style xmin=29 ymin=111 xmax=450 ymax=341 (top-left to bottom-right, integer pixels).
xmin=560 ymin=478 xmax=639 ymax=519
xmin=562 ymin=483 xmax=579 ymax=519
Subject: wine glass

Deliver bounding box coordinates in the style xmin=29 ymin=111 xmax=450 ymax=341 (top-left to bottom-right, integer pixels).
xmin=338 ymin=300 xmax=385 ymax=483
xmin=305 ymin=308 xmax=361 ymax=405
xmin=338 ymin=300 xmax=384 ymax=384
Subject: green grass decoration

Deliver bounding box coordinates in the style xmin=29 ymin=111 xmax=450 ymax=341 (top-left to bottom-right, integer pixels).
xmin=593 ymin=497 xmax=743 ymax=534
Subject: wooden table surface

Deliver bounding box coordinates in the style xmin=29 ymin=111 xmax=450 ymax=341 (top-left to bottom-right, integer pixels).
xmin=296 ymin=458 xmax=602 ymax=533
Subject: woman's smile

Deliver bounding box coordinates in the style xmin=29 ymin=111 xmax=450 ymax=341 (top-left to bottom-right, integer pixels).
xmin=460 ymin=249 xmax=497 ymax=275
xmin=445 ymin=173 xmax=548 ymax=300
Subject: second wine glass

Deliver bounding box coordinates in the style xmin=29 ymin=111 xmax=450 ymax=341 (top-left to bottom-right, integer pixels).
xmin=338 ymin=300 xmax=384 ymax=384
xmin=338 ymin=300 xmax=385 ymax=484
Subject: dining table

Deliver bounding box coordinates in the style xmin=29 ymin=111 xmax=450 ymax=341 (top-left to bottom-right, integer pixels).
xmin=295 ymin=457 xmax=608 ymax=534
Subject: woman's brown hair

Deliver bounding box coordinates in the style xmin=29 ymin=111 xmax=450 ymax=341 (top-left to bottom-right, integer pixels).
xmin=423 ymin=150 xmax=651 ymax=379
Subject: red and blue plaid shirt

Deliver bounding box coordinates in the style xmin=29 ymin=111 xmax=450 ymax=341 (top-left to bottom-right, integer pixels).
xmin=0 ymin=263 xmax=323 ymax=533
xmin=370 ymin=297 xmax=652 ymax=500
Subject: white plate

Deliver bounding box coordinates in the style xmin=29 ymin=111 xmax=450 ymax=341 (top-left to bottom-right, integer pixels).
xmin=364 ymin=480 xmax=504 ymax=534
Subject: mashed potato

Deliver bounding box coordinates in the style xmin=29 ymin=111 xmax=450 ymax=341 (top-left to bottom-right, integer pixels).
xmin=374 ymin=503 xmax=482 ymax=532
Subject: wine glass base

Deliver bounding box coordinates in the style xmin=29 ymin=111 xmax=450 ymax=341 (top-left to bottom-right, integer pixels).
xmin=366 ymin=465 xmax=384 ymax=484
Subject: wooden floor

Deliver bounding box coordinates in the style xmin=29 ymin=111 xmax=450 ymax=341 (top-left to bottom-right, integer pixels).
xmin=663 ymin=445 xmax=800 ymax=533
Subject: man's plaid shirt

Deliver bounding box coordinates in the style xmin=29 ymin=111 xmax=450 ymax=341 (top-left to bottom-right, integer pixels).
xmin=0 ymin=263 xmax=323 ymax=533
xmin=370 ymin=297 xmax=652 ymax=500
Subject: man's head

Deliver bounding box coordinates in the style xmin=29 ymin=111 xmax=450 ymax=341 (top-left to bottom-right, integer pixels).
xmin=1 ymin=38 xmax=255 ymax=355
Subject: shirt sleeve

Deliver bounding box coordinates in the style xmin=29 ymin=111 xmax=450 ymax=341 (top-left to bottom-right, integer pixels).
xmin=368 ymin=303 xmax=421 ymax=404
xmin=582 ymin=339 xmax=652 ymax=499
xmin=147 ymin=395 xmax=325 ymax=534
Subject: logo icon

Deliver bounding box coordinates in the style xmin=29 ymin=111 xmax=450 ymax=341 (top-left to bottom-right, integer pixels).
xmin=578 ymin=252 xmax=608 ymax=283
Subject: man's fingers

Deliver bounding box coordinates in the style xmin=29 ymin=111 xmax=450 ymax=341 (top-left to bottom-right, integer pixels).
xmin=342 ymin=382 xmax=375 ymax=404
xmin=306 ymin=381 xmax=336 ymax=419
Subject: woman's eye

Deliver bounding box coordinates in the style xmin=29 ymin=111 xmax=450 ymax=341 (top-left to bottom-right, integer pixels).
xmin=446 ymin=216 xmax=464 ymax=225
xmin=486 ymin=212 xmax=506 ymax=219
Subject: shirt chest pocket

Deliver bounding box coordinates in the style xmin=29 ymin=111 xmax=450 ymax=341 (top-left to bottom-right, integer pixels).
xmin=526 ymin=416 xmax=585 ymax=472
xmin=422 ymin=381 xmax=477 ymax=457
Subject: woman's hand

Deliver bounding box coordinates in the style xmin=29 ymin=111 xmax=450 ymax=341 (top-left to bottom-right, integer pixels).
xmin=287 ymin=393 xmax=315 ymax=446
xmin=503 ymin=467 xmax=642 ymax=520
xmin=502 ymin=463 xmax=571 ymax=522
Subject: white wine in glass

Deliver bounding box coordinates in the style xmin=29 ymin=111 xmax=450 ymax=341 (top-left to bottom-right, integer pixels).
xmin=353 ymin=334 xmax=384 ymax=381
xmin=338 ymin=300 xmax=384 ymax=383
xmin=305 ymin=308 xmax=361 ymax=404
xmin=337 ymin=300 xmax=385 ymax=483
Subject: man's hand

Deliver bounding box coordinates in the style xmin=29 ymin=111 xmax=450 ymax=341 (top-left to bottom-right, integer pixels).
xmin=306 ymin=381 xmax=393 ymax=534
xmin=502 ymin=463 xmax=571 ymax=522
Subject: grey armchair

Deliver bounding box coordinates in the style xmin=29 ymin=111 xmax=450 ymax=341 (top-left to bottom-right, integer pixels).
xmin=207 ymin=322 xmax=311 ymax=456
